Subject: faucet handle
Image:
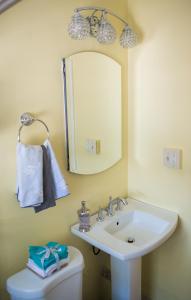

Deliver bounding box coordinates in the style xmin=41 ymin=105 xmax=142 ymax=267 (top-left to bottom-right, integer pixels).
xmin=107 ymin=196 xmax=114 ymax=216
xmin=116 ymin=197 xmax=128 ymax=211
xmin=96 ymin=207 xmax=105 ymax=222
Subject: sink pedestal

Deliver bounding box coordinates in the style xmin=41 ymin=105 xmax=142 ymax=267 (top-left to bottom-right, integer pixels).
xmin=111 ymin=256 xmax=141 ymax=300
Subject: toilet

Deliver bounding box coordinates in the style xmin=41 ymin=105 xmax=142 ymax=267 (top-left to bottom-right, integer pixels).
xmin=7 ymin=246 xmax=84 ymax=300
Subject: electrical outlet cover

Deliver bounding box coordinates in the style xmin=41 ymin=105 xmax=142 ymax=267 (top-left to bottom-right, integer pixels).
xmin=163 ymin=148 xmax=181 ymax=169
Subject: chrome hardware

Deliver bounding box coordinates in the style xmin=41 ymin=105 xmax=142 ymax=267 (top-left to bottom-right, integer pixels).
xmin=106 ymin=196 xmax=128 ymax=217
xmin=78 ymin=201 xmax=91 ymax=232
xmin=107 ymin=196 xmax=115 ymax=216
xmin=18 ymin=112 xmax=50 ymax=142
xmin=116 ymin=197 xmax=128 ymax=211
xmin=68 ymin=6 xmax=137 ymax=48
xmin=96 ymin=207 xmax=105 ymax=222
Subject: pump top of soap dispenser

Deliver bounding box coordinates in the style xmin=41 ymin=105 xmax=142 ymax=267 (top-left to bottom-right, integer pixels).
xmin=78 ymin=201 xmax=89 ymax=216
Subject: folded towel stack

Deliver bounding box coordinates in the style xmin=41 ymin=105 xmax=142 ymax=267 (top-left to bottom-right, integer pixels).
xmin=16 ymin=139 xmax=70 ymax=212
xmin=27 ymin=242 xmax=69 ymax=278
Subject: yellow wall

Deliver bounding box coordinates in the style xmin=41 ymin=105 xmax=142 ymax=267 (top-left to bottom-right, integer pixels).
xmin=0 ymin=0 xmax=128 ymax=299
xmin=128 ymin=0 xmax=191 ymax=299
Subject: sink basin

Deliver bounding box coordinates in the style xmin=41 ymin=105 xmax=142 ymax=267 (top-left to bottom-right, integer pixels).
xmin=104 ymin=210 xmax=169 ymax=247
xmin=71 ymin=197 xmax=178 ymax=260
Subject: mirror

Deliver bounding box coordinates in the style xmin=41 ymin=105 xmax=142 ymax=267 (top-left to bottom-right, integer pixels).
xmin=63 ymin=51 xmax=121 ymax=175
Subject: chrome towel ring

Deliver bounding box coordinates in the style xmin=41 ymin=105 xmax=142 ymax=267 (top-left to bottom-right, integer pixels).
xmin=18 ymin=112 xmax=50 ymax=142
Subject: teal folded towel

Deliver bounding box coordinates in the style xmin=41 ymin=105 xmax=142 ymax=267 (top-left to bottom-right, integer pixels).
xmin=29 ymin=242 xmax=68 ymax=271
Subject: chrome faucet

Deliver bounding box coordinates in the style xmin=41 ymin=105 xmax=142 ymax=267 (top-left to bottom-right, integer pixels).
xmin=96 ymin=207 xmax=105 ymax=222
xmin=96 ymin=196 xmax=128 ymax=222
xmin=106 ymin=196 xmax=128 ymax=216
xmin=116 ymin=197 xmax=128 ymax=211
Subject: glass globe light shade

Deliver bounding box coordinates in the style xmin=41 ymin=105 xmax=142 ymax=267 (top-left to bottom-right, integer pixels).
xmin=97 ymin=16 xmax=116 ymax=44
xmin=68 ymin=12 xmax=90 ymax=40
xmin=120 ymin=25 xmax=137 ymax=48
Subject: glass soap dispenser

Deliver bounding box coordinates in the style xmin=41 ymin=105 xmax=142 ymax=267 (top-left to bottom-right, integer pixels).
xmin=78 ymin=201 xmax=91 ymax=232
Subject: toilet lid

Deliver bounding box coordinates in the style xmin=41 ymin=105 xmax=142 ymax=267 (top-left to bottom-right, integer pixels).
xmin=7 ymin=246 xmax=84 ymax=299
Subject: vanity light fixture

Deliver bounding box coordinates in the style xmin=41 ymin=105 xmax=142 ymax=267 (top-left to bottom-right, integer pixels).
xmin=68 ymin=6 xmax=137 ymax=48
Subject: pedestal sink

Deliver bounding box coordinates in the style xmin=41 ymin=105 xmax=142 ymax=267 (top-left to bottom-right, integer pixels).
xmin=71 ymin=197 xmax=178 ymax=300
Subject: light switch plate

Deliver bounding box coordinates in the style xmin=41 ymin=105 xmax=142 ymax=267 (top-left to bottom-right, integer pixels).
xmin=85 ymin=139 xmax=100 ymax=154
xmin=163 ymin=148 xmax=181 ymax=169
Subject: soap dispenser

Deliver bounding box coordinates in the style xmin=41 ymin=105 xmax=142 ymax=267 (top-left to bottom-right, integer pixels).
xmin=78 ymin=201 xmax=91 ymax=232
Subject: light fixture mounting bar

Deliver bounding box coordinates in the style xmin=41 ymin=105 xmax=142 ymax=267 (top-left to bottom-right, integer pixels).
xmin=74 ymin=6 xmax=129 ymax=26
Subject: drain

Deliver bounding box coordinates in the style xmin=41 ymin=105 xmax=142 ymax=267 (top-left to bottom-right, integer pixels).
xmin=127 ymin=237 xmax=135 ymax=244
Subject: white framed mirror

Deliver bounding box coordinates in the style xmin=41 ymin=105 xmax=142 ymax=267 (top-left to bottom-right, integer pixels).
xmin=63 ymin=51 xmax=122 ymax=175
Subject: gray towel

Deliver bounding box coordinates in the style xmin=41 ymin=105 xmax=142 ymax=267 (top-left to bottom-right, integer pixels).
xmin=44 ymin=139 xmax=69 ymax=199
xmin=34 ymin=145 xmax=56 ymax=213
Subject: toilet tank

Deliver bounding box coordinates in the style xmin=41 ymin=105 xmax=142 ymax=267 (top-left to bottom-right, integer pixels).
xmin=7 ymin=246 xmax=84 ymax=300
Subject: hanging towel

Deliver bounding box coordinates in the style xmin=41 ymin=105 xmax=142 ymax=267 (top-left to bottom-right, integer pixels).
xmin=34 ymin=145 xmax=56 ymax=213
xmin=16 ymin=143 xmax=43 ymax=207
xmin=34 ymin=140 xmax=70 ymax=213
xmin=43 ymin=139 xmax=70 ymax=199
xmin=16 ymin=139 xmax=69 ymax=211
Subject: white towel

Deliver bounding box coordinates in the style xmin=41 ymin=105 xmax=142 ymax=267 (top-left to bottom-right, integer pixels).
xmin=16 ymin=143 xmax=43 ymax=207
xmin=44 ymin=139 xmax=69 ymax=199
xmin=27 ymin=257 xmax=69 ymax=278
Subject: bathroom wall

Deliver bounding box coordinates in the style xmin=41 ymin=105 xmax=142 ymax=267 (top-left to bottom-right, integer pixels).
xmin=128 ymin=0 xmax=191 ymax=299
xmin=0 ymin=0 xmax=128 ymax=299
